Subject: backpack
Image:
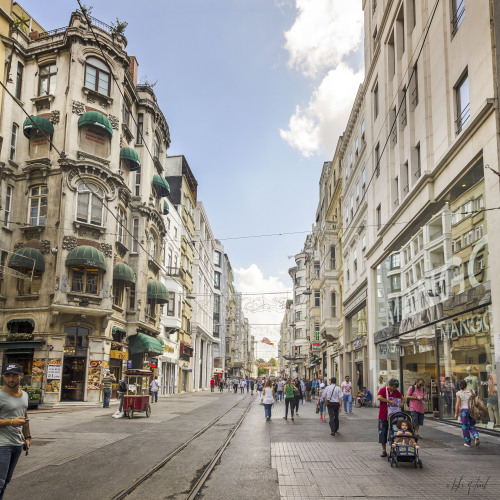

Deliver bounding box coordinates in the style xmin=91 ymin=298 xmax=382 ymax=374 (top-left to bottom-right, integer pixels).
xmin=118 ymin=380 xmax=127 ymax=393
xmin=468 ymin=393 xmax=488 ymax=421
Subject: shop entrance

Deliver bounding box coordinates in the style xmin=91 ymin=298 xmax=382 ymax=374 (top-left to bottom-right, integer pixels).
xmin=61 ymin=326 xmax=89 ymax=402
xmin=355 ymin=362 xmax=364 ymax=392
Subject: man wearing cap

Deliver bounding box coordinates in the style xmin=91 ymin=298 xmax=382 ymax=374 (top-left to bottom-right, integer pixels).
xmin=101 ymin=370 xmax=115 ymax=408
xmin=0 ymin=363 xmax=30 ymax=498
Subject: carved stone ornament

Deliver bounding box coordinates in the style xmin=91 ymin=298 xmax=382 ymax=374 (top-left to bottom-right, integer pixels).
xmin=77 ymin=226 xmax=102 ymax=240
xmin=50 ymin=110 xmax=60 ymax=124
xmin=99 ymin=242 xmax=113 ymax=258
xmin=13 ymin=242 xmax=25 ymax=250
xmin=108 ymin=114 xmax=119 ymax=130
xmin=39 ymin=240 xmax=51 ymax=254
xmin=72 ymin=100 xmax=86 ymax=115
xmin=62 ymin=236 xmax=78 ymax=251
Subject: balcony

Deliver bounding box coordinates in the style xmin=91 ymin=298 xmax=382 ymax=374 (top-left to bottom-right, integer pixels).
xmin=456 ymin=103 xmax=470 ymax=134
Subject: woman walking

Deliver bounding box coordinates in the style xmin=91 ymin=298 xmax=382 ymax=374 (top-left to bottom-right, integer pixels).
xmin=262 ymin=380 xmax=274 ymax=421
xmin=455 ymin=379 xmax=480 ymax=447
xmin=293 ymin=379 xmax=302 ymax=416
xmin=283 ymin=379 xmax=296 ymax=421
xmin=257 ymin=380 xmax=263 ymax=400
xmin=317 ymin=382 xmax=326 ymax=421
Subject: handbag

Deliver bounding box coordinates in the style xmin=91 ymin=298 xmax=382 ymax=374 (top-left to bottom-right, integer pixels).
xmin=316 ymin=403 xmax=320 ymax=414
xmin=386 ymin=386 xmax=401 ymax=417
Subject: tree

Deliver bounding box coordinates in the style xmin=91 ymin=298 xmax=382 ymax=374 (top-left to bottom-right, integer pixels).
xmin=269 ymin=357 xmax=277 ymax=366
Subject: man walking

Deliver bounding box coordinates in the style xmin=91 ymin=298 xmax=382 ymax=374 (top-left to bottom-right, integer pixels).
xmin=323 ymin=377 xmax=342 ymax=436
xmin=277 ymin=379 xmax=284 ymax=402
xmin=102 ymin=370 xmax=115 ymax=408
xmin=0 ymin=363 xmax=30 ymax=499
xmin=341 ymin=375 xmax=353 ymax=414
xmin=406 ymin=378 xmax=426 ymax=437
xmin=150 ymin=376 xmax=160 ymax=403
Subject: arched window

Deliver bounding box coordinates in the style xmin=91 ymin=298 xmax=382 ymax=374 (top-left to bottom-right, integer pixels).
xmin=85 ymin=57 xmax=110 ymax=96
xmin=76 ymin=182 xmax=104 ymax=226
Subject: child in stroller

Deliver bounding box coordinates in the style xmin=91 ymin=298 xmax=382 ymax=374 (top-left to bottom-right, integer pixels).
xmin=388 ymin=411 xmax=422 ymax=468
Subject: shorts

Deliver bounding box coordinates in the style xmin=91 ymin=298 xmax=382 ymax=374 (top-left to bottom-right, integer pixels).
xmin=411 ymin=411 xmax=424 ymax=426
xmin=378 ymin=419 xmax=388 ymax=444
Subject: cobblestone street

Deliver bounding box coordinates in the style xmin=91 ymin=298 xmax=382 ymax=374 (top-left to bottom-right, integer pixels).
xmin=8 ymin=392 xmax=500 ymax=499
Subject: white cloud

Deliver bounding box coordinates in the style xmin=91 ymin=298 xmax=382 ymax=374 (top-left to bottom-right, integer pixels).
xmin=234 ymin=264 xmax=291 ymax=360
xmin=280 ymin=63 xmax=364 ymax=157
xmin=284 ymin=0 xmax=364 ymax=78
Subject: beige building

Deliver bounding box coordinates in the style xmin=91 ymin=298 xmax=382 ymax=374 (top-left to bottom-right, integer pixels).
xmin=0 ymin=9 xmax=172 ymax=403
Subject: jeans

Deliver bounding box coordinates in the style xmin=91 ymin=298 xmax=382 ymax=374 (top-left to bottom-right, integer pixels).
xmin=0 ymin=445 xmax=23 ymax=500
xmin=277 ymin=390 xmax=283 ymax=401
xmin=103 ymin=388 xmax=111 ymax=408
xmin=444 ymin=394 xmax=452 ymax=413
xmin=285 ymin=397 xmax=295 ymax=418
xmin=264 ymin=403 xmax=272 ymax=419
xmin=118 ymin=393 xmax=124 ymax=412
xmin=327 ymin=402 xmax=340 ymax=433
xmin=151 ymin=391 xmax=158 ymax=403
xmin=343 ymin=394 xmax=352 ymax=413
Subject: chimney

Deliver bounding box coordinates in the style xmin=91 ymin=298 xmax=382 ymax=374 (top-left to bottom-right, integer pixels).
xmin=129 ymin=56 xmax=139 ymax=86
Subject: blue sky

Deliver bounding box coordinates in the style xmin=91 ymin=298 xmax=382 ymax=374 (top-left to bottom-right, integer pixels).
xmin=20 ymin=0 xmax=364 ymax=355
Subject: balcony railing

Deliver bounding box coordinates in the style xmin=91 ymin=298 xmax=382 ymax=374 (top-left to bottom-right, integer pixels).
xmin=456 ymin=103 xmax=470 ymax=134
xmin=414 ymin=168 xmax=421 ymax=179
xmin=87 ymin=15 xmax=114 ymax=34
xmin=411 ymin=85 xmax=419 ymax=107
xmin=451 ymin=0 xmax=465 ymax=36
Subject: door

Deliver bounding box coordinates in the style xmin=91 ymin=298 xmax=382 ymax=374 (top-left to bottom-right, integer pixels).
xmin=355 ymin=362 xmax=363 ymax=392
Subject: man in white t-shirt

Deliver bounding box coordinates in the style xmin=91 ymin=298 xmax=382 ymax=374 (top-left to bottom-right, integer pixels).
xmin=341 ymin=375 xmax=353 ymax=414
xmin=150 ymin=376 xmax=160 ymax=403
xmin=324 ymin=377 xmax=343 ymax=436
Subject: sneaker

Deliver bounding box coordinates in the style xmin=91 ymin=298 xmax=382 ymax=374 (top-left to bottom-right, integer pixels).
xmin=330 ymin=432 xmax=336 ymax=436
xmin=380 ymin=451 xmax=387 ymax=457
xmin=475 ymin=437 xmax=480 ymax=447
xmin=283 ymin=417 xmax=287 ymax=420
xmin=464 ymin=443 xmax=471 ymax=447
xmin=291 ymin=417 xmax=294 ymax=421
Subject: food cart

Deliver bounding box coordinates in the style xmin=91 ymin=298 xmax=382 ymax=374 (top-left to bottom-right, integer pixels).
xmin=123 ymin=369 xmax=152 ymax=419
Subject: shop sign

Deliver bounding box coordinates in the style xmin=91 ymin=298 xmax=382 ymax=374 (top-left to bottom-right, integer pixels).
xmin=47 ymin=359 xmax=62 ymax=379
xmin=181 ymin=362 xmax=189 ymax=369
xmin=87 ymin=361 xmax=102 ymax=390
xmin=214 ymin=368 xmax=224 ymax=373
xmin=150 ymin=358 xmax=158 ymax=368
xmin=110 ymin=350 xmax=129 ymax=360
xmin=163 ymin=345 xmax=175 ymax=354
xmin=353 ymin=340 xmax=362 ymax=349
xmin=312 ymin=343 xmax=320 ymax=350
xmin=438 ymin=311 xmax=490 ymax=341
xmin=32 ymin=359 xmax=45 ymax=383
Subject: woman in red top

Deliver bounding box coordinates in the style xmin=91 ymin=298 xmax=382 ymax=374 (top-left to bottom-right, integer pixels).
xmin=210 ymin=378 xmax=215 ymax=392
xmin=377 ymin=379 xmax=405 ymax=457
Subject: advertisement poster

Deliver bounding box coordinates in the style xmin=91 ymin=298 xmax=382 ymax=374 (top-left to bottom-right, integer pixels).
xmin=87 ymin=360 xmax=102 ymax=390
xmin=45 ymin=380 xmax=60 ymax=393
xmin=32 ymin=359 xmax=45 ymax=383
xmin=47 ymin=359 xmax=62 ymax=380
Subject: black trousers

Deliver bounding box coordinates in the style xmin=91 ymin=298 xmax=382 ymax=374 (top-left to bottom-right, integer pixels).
xmin=285 ymin=397 xmax=295 ymax=418
xmin=294 ymin=396 xmax=300 ymax=412
xmin=327 ymin=402 xmax=340 ymax=433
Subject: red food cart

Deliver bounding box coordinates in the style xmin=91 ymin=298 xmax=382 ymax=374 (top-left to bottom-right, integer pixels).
xmin=123 ymin=369 xmax=152 ymax=419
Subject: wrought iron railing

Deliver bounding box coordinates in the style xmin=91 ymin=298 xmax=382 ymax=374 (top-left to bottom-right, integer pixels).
xmin=456 ymin=103 xmax=470 ymax=134
xmin=451 ymin=0 xmax=465 ymax=36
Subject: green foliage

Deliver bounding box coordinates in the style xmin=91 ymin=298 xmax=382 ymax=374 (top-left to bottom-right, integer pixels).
xmin=112 ymin=18 xmax=128 ymax=34
xmin=269 ymin=357 xmax=277 ymax=366
xmin=80 ymin=4 xmax=93 ymax=16
xmin=23 ymin=388 xmax=42 ymax=401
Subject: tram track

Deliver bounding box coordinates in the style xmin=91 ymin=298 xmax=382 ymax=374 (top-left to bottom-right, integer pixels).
xmin=111 ymin=394 xmax=254 ymax=500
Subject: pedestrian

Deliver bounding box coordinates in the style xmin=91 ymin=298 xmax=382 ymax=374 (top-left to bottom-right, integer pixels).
xmin=311 ymin=379 xmax=316 ymax=400
xmin=101 ymin=370 xmax=115 ymax=408
xmin=219 ymin=379 xmax=224 ymax=392
xmin=341 ymin=375 xmax=353 ymax=414
xmin=277 ymin=378 xmax=284 ymax=402
xmin=257 ymin=380 xmax=263 ymax=399
xmin=150 ymin=376 xmax=160 ymax=403
xmin=262 ymin=380 xmax=274 ymax=421
xmin=250 ymin=379 xmax=255 ymax=395
xmin=228 ymin=379 xmax=232 ymax=393
xmin=113 ymin=377 xmax=127 ymax=418
xmin=234 ymin=379 xmax=239 ymax=394
xmin=300 ymin=379 xmax=306 ymax=405
xmin=210 ymin=378 xmax=215 ymax=392
xmin=306 ymin=379 xmax=312 ymax=401
xmin=455 ymin=379 xmax=480 ymax=447
xmin=240 ymin=379 xmax=245 ymax=393
xmin=283 ymin=379 xmax=296 ymax=421
xmin=406 ymin=378 xmax=426 ymax=437
xmin=317 ymin=382 xmax=326 ymax=421
xmin=293 ymin=379 xmax=301 ymax=416
xmin=246 ymin=379 xmax=250 ymax=393
xmin=323 ymin=377 xmax=343 ymax=436
xmin=377 ymin=378 xmax=404 ymax=457
xmin=0 ymin=363 xmax=31 ymax=499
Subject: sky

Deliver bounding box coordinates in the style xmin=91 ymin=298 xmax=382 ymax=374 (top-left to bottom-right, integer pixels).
xmin=20 ymin=0 xmax=364 ymax=358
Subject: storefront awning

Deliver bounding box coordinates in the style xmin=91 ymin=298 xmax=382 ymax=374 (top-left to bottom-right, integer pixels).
xmin=78 ymin=111 xmax=113 ymax=136
xmin=163 ymin=200 xmax=169 ymax=215
xmin=23 ymin=115 xmax=54 ymax=139
xmin=152 ymin=174 xmax=170 ymax=197
xmin=66 ymin=245 xmax=107 ymax=271
xmin=113 ymin=262 xmax=135 ymax=284
xmin=112 ymin=326 xmax=127 ymax=336
xmin=147 ymin=279 xmax=169 ymax=304
xmin=0 ymin=341 xmax=45 ymax=350
xmin=7 ymin=319 xmax=35 ymax=329
xmin=120 ymin=146 xmax=140 ymax=171
xmin=128 ymin=333 xmax=163 ymax=355
xmin=8 ymin=248 xmax=45 ymax=272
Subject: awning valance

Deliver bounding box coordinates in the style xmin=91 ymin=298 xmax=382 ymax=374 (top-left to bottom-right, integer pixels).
xmin=78 ymin=111 xmax=113 ymax=136
xmin=6 ymin=319 xmax=35 ymax=329
xmin=120 ymin=147 xmax=140 ymax=171
xmin=0 ymin=341 xmax=45 ymax=350
xmin=128 ymin=333 xmax=163 ymax=355
xmin=163 ymin=200 xmax=169 ymax=215
xmin=8 ymin=248 xmax=45 ymax=272
xmin=147 ymin=280 xmax=169 ymax=304
xmin=152 ymin=174 xmax=170 ymax=197
xmin=66 ymin=245 xmax=107 ymax=271
xmin=112 ymin=326 xmax=127 ymax=336
xmin=23 ymin=115 xmax=54 ymax=139
xmin=113 ymin=262 xmax=135 ymax=284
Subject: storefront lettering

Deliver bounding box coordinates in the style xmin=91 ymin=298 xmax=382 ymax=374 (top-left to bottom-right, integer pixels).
xmin=439 ymin=312 xmax=490 ymax=340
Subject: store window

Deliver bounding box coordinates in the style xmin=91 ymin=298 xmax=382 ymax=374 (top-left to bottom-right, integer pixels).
xmin=376 ymin=338 xmax=400 ymax=391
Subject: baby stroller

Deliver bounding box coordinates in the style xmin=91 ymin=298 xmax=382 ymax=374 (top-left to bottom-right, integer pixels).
xmin=388 ymin=411 xmax=422 ymax=468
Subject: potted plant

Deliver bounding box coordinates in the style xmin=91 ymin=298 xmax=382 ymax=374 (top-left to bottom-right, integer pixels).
xmin=7 ymin=332 xmax=34 ymax=341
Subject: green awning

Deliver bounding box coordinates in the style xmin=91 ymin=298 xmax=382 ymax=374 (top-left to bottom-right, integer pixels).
xmin=147 ymin=279 xmax=169 ymax=304
xmin=78 ymin=111 xmax=113 ymax=136
xmin=0 ymin=341 xmax=45 ymax=350
xmin=8 ymin=248 xmax=45 ymax=272
xmin=7 ymin=319 xmax=35 ymax=329
xmin=66 ymin=245 xmax=107 ymax=271
xmin=128 ymin=333 xmax=163 ymax=355
xmin=163 ymin=200 xmax=169 ymax=215
xmin=23 ymin=115 xmax=54 ymax=139
xmin=112 ymin=326 xmax=127 ymax=336
xmin=113 ymin=262 xmax=135 ymax=284
xmin=120 ymin=147 xmax=140 ymax=171
xmin=152 ymin=174 xmax=170 ymax=197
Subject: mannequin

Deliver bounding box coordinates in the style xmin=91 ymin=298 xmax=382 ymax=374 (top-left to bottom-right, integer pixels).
xmin=464 ymin=366 xmax=479 ymax=393
xmin=486 ymin=365 xmax=499 ymax=426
